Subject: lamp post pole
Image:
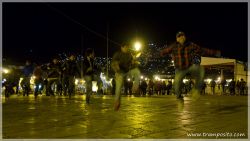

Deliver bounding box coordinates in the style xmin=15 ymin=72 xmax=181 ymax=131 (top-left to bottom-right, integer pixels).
xmin=106 ymin=22 xmax=109 ymax=79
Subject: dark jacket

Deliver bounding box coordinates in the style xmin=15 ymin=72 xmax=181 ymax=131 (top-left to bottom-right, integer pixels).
xmin=111 ymin=51 xmax=133 ymax=73
xmin=62 ymin=60 xmax=80 ymax=77
xmin=47 ymin=62 xmax=62 ymax=78
xmin=23 ymin=64 xmax=34 ymax=77
xmin=82 ymin=57 xmax=99 ymax=76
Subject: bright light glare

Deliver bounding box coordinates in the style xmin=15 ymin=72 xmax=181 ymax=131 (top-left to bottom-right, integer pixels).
xmin=75 ymin=79 xmax=79 ymax=85
xmin=92 ymin=81 xmax=98 ymax=92
xmin=154 ymin=76 xmax=160 ymax=80
xmin=183 ymin=79 xmax=188 ymax=83
xmin=206 ymin=79 xmax=212 ymax=84
xmin=215 ymin=77 xmax=221 ymax=83
xmin=134 ymin=42 xmax=141 ymax=51
xmin=3 ymin=69 xmax=9 ymax=74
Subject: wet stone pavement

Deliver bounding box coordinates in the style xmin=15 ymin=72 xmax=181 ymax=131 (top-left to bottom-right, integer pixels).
xmin=1 ymin=94 xmax=249 ymax=140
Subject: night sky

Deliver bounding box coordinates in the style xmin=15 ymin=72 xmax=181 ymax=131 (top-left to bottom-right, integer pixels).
xmin=3 ymin=2 xmax=248 ymax=64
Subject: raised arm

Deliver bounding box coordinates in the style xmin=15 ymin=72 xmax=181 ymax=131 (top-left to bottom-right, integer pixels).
xmin=160 ymin=43 xmax=174 ymax=57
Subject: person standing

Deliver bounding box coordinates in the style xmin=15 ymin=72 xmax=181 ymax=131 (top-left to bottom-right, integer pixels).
xmin=166 ymin=80 xmax=173 ymax=95
xmin=148 ymin=79 xmax=154 ymax=96
xmin=221 ymin=78 xmax=227 ymax=95
xmin=21 ymin=60 xmax=34 ymax=96
xmin=47 ymin=58 xmax=62 ymax=96
xmin=210 ymin=79 xmax=216 ymax=95
xmin=239 ymin=78 xmax=246 ymax=95
xmin=62 ymin=54 xmax=80 ymax=98
xmin=229 ymin=79 xmax=236 ymax=95
xmin=160 ymin=31 xmax=221 ymax=100
xmin=236 ymin=80 xmax=240 ymax=95
xmin=82 ymin=48 xmax=98 ymax=104
xmin=161 ymin=81 xmax=167 ymax=95
xmin=33 ymin=64 xmax=43 ymax=99
xmin=140 ymin=79 xmax=148 ymax=96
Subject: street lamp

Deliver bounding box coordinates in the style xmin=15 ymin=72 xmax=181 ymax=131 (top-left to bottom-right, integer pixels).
xmin=154 ymin=75 xmax=160 ymax=81
xmin=3 ymin=68 xmax=9 ymax=74
xmin=141 ymin=76 xmax=144 ymax=79
xmin=134 ymin=41 xmax=142 ymax=51
xmin=132 ymin=41 xmax=143 ymax=58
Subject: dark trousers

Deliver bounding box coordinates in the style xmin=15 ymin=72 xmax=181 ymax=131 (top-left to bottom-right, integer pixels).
xmin=34 ymin=78 xmax=43 ymax=97
xmin=62 ymin=76 xmax=75 ymax=96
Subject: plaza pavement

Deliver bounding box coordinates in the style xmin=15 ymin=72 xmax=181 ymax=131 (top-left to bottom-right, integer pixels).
xmin=1 ymin=94 xmax=249 ymax=140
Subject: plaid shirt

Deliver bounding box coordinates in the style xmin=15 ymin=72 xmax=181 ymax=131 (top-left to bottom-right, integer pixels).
xmin=160 ymin=41 xmax=218 ymax=70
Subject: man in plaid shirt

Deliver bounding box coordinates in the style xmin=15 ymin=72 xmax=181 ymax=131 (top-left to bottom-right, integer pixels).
xmin=160 ymin=31 xmax=220 ymax=100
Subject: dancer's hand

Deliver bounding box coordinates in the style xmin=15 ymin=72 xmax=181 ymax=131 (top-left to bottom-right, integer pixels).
xmin=111 ymin=61 xmax=120 ymax=73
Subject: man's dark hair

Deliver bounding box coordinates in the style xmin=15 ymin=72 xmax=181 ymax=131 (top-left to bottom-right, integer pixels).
xmin=85 ymin=48 xmax=94 ymax=57
xmin=120 ymin=42 xmax=130 ymax=47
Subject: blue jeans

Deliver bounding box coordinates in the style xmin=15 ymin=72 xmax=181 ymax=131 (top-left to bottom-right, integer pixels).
xmin=115 ymin=67 xmax=140 ymax=101
xmin=84 ymin=75 xmax=92 ymax=103
xmin=174 ymin=64 xmax=205 ymax=98
xmin=84 ymin=74 xmax=99 ymax=103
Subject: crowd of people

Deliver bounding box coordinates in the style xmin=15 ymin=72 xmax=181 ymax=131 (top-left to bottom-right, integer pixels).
xmin=136 ymin=78 xmax=247 ymax=97
xmin=2 ymin=31 xmax=248 ymax=111
xmin=3 ymin=49 xmax=102 ymax=102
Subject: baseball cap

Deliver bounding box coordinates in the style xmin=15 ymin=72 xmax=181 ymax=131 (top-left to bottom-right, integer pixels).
xmin=176 ymin=31 xmax=185 ymax=37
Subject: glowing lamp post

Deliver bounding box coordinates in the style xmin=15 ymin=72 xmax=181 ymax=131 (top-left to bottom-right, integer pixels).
xmin=132 ymin=41 xmax=143 ymax=58
xmin=134 ymin=41 xmax=142 ymax=51
xmin=3 ymin=68 xmax=9 ymax=74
